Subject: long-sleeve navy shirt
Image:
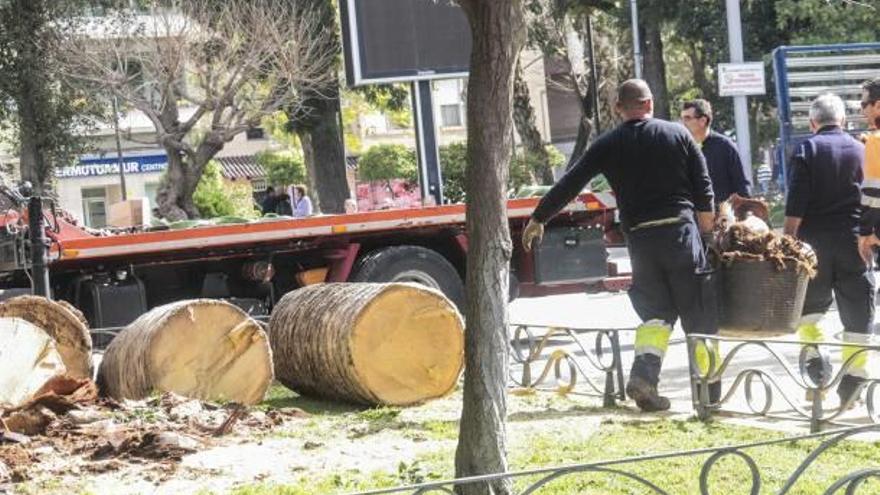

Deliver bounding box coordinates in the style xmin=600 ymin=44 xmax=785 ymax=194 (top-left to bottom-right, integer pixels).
xmin=532 ymin=118 xmax=714 ymax=232
xmin=701 ymin=131 xmax=750 ymax=202
xmin=784 ymin=126 xmax=864 ymax=234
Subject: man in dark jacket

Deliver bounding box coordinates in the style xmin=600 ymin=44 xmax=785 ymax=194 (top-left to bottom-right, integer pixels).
xmin=523 ymin=79 xmax=718 ymax=412
xmin=260 ymin=186 xmax=279 ymax=215
xmin=784 ymin=93 xmax=875 ymax=406
xmin=681 ymin=99 xmax=751 ymax=202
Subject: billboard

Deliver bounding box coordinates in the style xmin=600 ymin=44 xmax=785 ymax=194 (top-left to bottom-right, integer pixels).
xmin=339 ymin=0 xmax=471 ymax=86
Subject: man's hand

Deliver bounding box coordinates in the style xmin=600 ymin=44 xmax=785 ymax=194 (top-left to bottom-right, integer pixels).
xmin=697 ymin=211 xmax=715 ymax=234
xmin=522 ymin=218 xmax=545 ymax=252
xmin=859 ymin=234 xmax=879 ymax=266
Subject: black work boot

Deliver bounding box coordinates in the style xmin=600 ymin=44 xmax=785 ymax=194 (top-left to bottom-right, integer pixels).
xmin=804 ymin=355 xmax=832 ymax=401
xmin=627 ymin=354 xmax=670 ymax=412
xmin=805 ymin=355 xmax=833 ymax=385
xmin=837 ymin=375 xmax=867 ymax=409
xmin=708 ymin=381 xmax=722 ymax=404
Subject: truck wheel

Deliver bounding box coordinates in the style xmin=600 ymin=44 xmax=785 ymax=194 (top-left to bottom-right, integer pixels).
xmin=350 ymin=246 xmax=465 ymax=311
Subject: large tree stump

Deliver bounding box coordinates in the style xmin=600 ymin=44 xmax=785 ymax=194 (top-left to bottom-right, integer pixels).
xmin=269 ymin=283 xmax=464 ymax=406
xmin=0 ymin=296 xmax=92 ymax=378
xmin=97 ymin=300 xmax=273 ymax=405
xmin=0 ymin=317 xmax=66 ymax=407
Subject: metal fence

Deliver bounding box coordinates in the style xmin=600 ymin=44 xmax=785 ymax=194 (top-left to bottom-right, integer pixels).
xmin=348 ymin=424 xmax=880 ymax=495
xmin=687 ymin=334 xmax=880 ymax=433
xmin=508 ymin=324 xmax=627 ymax=407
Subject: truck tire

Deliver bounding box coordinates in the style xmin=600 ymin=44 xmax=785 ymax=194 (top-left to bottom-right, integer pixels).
xmin=350 ymin=246 xmax=465 ymax=311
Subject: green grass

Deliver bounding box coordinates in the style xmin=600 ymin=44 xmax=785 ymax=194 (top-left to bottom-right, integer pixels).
xmin=258 ymin=383 xmax=365 ymax=415
xmin=221 ymin=416 xmax=880 ymax=495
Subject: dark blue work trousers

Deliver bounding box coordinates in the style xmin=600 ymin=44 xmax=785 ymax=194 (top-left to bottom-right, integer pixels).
xmin=626 ymin=220 xmax=719 ymax=335
xmin=800 ymin=228 xmax=875 ymax=335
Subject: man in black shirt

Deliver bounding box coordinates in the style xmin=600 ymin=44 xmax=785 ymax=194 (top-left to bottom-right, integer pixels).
xmin=681 ymin=99 xmax=750 ymax=202
xmin=783 ymin=93 xmax=874 ymax=405
xmin=260 ymin=186 xmax=279 ymax=215
xmin=523 ymin=79 xmax=718 ymax=411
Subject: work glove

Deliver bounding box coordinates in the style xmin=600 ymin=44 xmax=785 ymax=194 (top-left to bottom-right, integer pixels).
xmin=522 ymin=218 xmax=545 ymax=252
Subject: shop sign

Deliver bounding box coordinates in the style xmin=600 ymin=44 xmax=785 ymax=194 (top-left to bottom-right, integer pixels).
xmin=56 ymin=154 xmax=168 ymax=178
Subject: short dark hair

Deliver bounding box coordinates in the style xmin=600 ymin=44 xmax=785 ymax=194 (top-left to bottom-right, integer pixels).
xmin=265 ymin=186 xmax=275 ymax=193
xmin=294 ymin=184 xmax=308 ymax=197
xmin=683 ymin=99 xmax=713 ymax=125
xmin=863 ymin=77 xmax=880 ymax=104
xmin=617 ymin=79 xmax=653 ymax=110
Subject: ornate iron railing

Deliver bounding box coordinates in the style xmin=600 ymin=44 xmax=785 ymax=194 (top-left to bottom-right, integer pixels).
xmin=686 ymin=334 xmax=880 ymax=432
xmin=348 ymin=424 xmax=880 ymax=495
xmin=508 ymin=324 xmax=627 ymax=406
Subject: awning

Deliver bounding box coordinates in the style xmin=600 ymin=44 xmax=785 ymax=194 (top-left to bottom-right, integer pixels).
xmin=216 ymin=155 xmax=266 ymax=180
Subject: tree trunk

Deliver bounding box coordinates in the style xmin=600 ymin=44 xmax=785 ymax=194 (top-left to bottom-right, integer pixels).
xmin=688 ymin=44 xmax=714 ymax=101
xmin=454 ymin=2 xmax=525 ymax=494
xmin=156 ymin=153 xmax=195 ymax=221
xmin=641 ymin=18 xmax=669 ymax=119
xmin=294 ymin=88 xmax=351 ymax=214
xmin=0 ymin=296 xmax=91 ymax=379
xmin=285 ymin=0 xmax=350 ymax=215
xmin=269 ymin=283 xmax=464 ymax=406
xmin=97 ymin=299 xmax=273 ymax=405
xmin=13 ymin=0 xmax=51 ymax=194
xmin=513 ymin=60 xmax=553 ymax=185
xmin=0 ymin=317 xmax=66 ymax=408
xmin=155 ymin=148 xmax=213 ymax=220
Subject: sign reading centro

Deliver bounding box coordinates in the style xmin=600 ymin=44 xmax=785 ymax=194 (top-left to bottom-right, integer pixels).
xmin=56 ymin=154 xmax=168 ymax=178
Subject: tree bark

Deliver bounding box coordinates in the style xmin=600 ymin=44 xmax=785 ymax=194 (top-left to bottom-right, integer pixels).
xmin=687 ymin=44 xmax=714 ymax=100
xmin=97 ymin=299 xmax=274 ymax=405
xmin=512 ymin=60 xmax=553 ymax=185
xmin=12 ymin=0 xmax=51 ymax=195
xmin=155 ymin=151 xmax=202 ymax=221
xmin=294 ymin=87 xmax=350 ymax=214
xmin=454 ymin=1 xmax=526 ymax=494
xmin=268 ymin=283 xmax=464 ymax=406
xmin=641 ymin=17 xmax=669 ymax=119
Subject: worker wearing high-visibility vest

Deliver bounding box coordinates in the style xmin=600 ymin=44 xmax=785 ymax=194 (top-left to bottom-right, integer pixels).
xmin=523 ymin=79 xmax=719 ymax=412
xmin=784 ymin=94 xmax=874 ymax=407
xmin=861 ymin=77 xmax=880 ymax=252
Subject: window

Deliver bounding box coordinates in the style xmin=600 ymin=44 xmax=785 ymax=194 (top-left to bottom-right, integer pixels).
xmin=440 ymin=104 xmax=463 ymax=127
xmin=82 ymin=187 xmax=107 ymax=228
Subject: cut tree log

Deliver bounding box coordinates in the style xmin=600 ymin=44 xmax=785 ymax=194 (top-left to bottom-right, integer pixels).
xmin=0 ymin=296 xmax=92 ymax=378
xmin=97 ymin=300 xmax=273 ymax=405
xmin=0 ymin=317 xmax=66 ymax=408
xmin=269 ymin=283 xmax=465 ymax=406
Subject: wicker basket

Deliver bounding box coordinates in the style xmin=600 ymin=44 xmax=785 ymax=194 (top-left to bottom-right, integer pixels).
xmin=719 ymin=258 xmax=810 ymax=337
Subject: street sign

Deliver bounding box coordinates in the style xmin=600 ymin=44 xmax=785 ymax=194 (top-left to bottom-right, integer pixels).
xmin=718 ymin=62 xmax=766 ymax=96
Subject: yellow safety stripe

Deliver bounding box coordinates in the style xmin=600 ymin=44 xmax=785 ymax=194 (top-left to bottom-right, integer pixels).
xmin=798 ymin=323 xmax=825 ymax=343
xmin=841 ymin=346 xmax=868 ymax=374
xmin=842 ymin=332 xmax=871 ymax=376
xmin=634 ymin=321 xmax=672 ymax=357
xmin=694 ymin=340 xmax=722 ymax=376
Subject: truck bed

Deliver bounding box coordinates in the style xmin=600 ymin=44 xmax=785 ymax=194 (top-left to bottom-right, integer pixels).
xmin=53 ymin=196 xmax=610 ymax=267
